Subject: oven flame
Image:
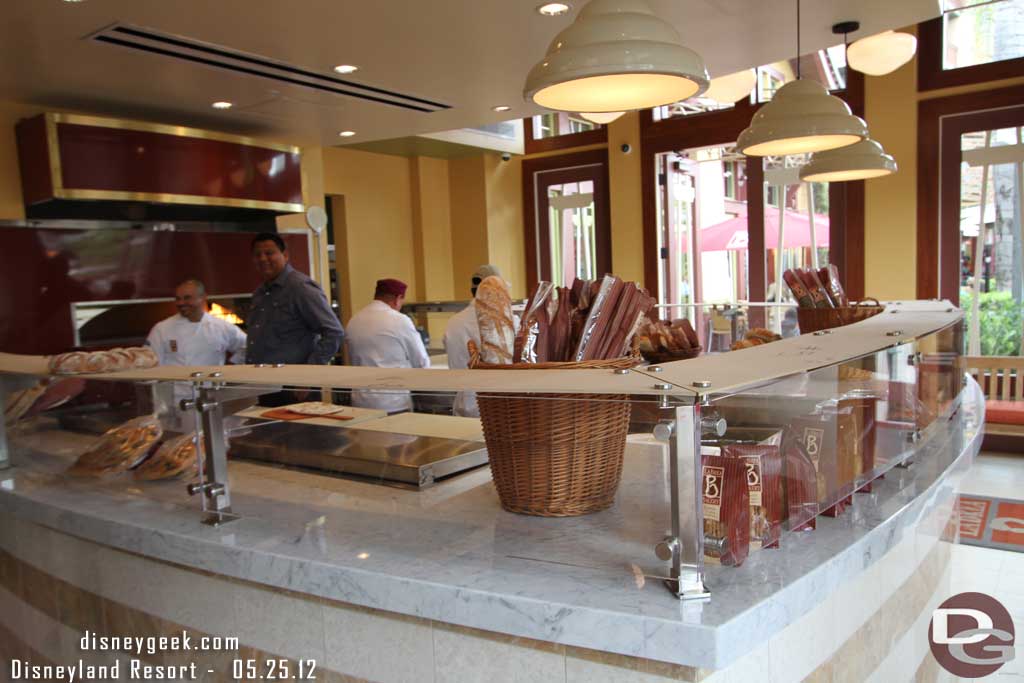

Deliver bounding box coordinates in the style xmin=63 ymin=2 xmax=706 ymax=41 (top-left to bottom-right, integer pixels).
xmin=209 ymin=302 xmax=243 ymax=325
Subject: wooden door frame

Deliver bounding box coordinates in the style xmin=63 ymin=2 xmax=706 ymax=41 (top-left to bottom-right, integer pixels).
xmin=916 ymin=84 xmax=1024 ymax=301
xmin=521 ymin=148 xmax=611 ymax=286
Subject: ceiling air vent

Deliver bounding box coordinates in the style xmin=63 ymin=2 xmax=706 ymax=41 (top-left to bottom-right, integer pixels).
xmin=90 ymin=23 xmax=451 ymax=113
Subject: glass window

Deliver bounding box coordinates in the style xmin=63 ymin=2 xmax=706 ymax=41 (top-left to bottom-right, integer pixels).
xmin=959 ymin=125 xmax=1024 ymax=355
xmin=655 ymin=145 xmax=750 ymax=318
xmin=531 ymin=112 xmax=599 ymax=139
xmin=943 ymin=0 xmax=1024 ymax=70
xmin=762 ymin=155 xmax=830 ymax=333
xmin=653 ymin=44 xmax=847 ymax=121
xmin=547 ymin=181 xmax=597 ymax=287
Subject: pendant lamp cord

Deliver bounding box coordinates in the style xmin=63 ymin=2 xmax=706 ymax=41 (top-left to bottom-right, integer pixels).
xmin=796 ymin=0 xmax=801 ymax=79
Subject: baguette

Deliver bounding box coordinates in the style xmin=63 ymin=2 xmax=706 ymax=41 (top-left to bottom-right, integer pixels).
xmin=474 ymin=276 xmax=515 ymax=364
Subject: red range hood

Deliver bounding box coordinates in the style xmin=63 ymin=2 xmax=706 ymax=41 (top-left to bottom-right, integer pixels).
xmin=16 ymin=113 xmax=304 ymax=215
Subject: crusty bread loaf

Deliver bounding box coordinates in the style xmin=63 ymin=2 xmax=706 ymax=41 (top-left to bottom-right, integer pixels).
xmin=133 ymin=433 xmax=201 ymax=481
xmin=474 ymin=275 xmax=515 ymax=364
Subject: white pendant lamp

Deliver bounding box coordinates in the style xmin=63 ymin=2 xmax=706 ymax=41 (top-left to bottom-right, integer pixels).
xmin=737 ymin=79 xmax=867 ymax=156
xmin=704 ymin=69 xmax=757 ymax=104
xmin=737 ymin=0 xmax=867 ymax=157
xmin=799 ymin=138 xmax=897 ymax=182
xmin=847 ymin=30 xmax=917 ymax=76
xmin=580 ymin=111 xmax=626 ymax=124
xmin=523 ymin=0 xmax=709 ymax=113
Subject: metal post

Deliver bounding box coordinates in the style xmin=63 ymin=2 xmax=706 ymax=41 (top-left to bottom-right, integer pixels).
xmin=185 ymin=386 xmax=237 ymax=525
xmin=0 ymin=385 xmax=9 ymax=470
xmin=774 ymin=186 xmax=786 ymax=334
xmin=806 ymin=182 xmax=819 ymax=270
xmin=655 ymin=402 xmax=710 ymax=601
xmin=969 ymin=132 xmax=992 ymax=356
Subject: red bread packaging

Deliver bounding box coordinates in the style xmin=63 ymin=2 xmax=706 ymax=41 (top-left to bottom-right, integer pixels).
xmin=724 ymin=444 xmax=783 ymax=550
xmin=840 ymin=394 xmax=878 ymax=494
xmin=796 ymin=269 xmax=834 ymax=308
xmin=783 ymin=269 xmax=815 ymax=308
xmin=785 ymin=415 xmax=843 ymax=519
xmin=817 ymin=265 xmax=849 ymax=307
xmin=702 ymin=454 xmax=750 ymax=567
xmin=784 ymin=438 xmax=819 ymax=531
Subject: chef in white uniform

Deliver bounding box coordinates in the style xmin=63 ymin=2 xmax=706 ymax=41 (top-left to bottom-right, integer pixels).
xmin=443 ymin=265 xmax=518 ymax=417
xmin=345 ymin=278 xmax=430 ymax=413
xmin=146 ymin=279 xmax=247 ymax=366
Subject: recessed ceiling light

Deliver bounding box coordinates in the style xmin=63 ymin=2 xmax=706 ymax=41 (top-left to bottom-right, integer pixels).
xmin=492 ymin=105 xmax=511 ymax=112
xmin=338 ymin=130 xmax=356 ymax=137
xmin=211 ymin=101 xmax=233 ymax=109
xmin=62 ymin=0 xmax=87 ymax=3
xmin=334 ymin=64 xmax=359 ymax=74
xmin=537 ymin=2 xmax=571 ymax=16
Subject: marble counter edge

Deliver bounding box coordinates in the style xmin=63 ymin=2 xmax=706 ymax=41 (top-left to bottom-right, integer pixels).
xmin=0 ymin=383 xmax=983 ymax=671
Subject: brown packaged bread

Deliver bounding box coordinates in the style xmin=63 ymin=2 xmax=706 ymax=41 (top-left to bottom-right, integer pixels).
xmin=702 ymin=454 xmax=750 ymax=567
xmin=797 ymin=269 xmax=834 ymax=309
xmin=724 ymin=444 xmax=783 ymax=550
xmin=474 ymin=276 xmax=515 ymax=364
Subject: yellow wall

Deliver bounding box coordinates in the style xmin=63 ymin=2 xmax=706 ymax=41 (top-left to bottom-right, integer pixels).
xmin=863 ymin=41 xmax=919 ymax=301
xmin=322 ymin=146 xmax=417 ymax=322
xmin=448 ymin=155 xmax=489 ymax=297
xmin=483 ymin=152 xmax=527 ymax=299
xmin=862 ymin=25 xmax=1024 ymax=300
xmin=606 ymin=112 xmax=644 ymax=284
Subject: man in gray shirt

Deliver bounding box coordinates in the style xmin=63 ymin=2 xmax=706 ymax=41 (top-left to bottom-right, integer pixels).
xmin=246 ymin=233 xmax=344 ymax=405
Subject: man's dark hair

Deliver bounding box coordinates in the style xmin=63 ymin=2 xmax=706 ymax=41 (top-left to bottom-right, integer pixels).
xmin=251 ymin=232 xmax=286 ymax=252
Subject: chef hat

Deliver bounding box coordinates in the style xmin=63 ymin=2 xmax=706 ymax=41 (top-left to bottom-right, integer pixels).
xmin=472 ymin=264 xmax=502 ymax=283
xmin=375 ymin=278 xmax=408 ymax=298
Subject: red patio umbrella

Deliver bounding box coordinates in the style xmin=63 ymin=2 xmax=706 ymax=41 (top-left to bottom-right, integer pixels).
xmin=698 ymin=208 xmax=829 ymax=252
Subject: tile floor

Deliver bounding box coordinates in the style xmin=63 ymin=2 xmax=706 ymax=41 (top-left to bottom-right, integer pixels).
xmin=949 ymin=451 xmax=1024 ymax=680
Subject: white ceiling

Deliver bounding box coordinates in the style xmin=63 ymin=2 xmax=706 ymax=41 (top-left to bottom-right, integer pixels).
xmin=0 ymin=0 xmax=941 ymax=148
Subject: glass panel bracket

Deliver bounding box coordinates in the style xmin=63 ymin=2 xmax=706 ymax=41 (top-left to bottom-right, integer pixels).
xmin=182 ymin=384 xmax=239 ymax=526
xmin=655 ymin=400 xmax=711 ymax=601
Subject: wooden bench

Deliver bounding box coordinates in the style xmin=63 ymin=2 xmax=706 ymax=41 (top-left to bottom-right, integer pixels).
xmin=961 ymin=355 xmax=1024 ymax=450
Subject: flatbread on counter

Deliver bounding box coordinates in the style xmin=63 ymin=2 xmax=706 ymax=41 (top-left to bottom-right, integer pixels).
xmin=284 ymin=402 xmax=349 ymax=416
xmin=68 ymin=414 xmax=163 ymax=477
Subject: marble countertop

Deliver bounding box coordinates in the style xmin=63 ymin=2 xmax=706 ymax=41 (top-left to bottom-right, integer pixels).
xmin=0 ymin=381 xmax=983 ymax=669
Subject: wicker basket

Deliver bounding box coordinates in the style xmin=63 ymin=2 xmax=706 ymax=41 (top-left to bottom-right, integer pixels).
xmin=468 ymin=341 xmax=639 ymax=517
xmin=798 ymin=298 xmax=883 ymax=334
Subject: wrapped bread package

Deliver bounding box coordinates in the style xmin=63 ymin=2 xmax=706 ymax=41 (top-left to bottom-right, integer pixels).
xmin=796 ymin=269 xmax=834 ymax=308
xmin=69 ymin=414 xmax=163 ymax=477
xmin=702 ymin=454 xmax=750 ymax=567
xmin=784 ymin=439 xmax=819 ymax=531
xmin=133 ymin=433 xmax=203 ymax=481
xmin=474 ymin=276 xmax=516 ymax=364
xmin=785 ymin=415 xmax=843 ymax=518
xmin=840 ymin=393 xmax=878 ymax=493
xmin=724 ymin=444 xmax=783 ymax=550
xmin=782 ymin=269 xmax=816 ymax=308
xmin=817 ymin=265 xmax=849 ymax=307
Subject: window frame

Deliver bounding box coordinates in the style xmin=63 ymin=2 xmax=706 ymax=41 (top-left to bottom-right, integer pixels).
xmin=523 ymin=115 xmax=608 ymax=154
xmin=918 ymin=12 xmax=1024 ymax=91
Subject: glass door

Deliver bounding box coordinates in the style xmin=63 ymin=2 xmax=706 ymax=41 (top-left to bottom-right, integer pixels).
xmin=959 ymin=125 xmax=1024 ymax=356
xmin=535 ymin=164 xmax=611 ymax=284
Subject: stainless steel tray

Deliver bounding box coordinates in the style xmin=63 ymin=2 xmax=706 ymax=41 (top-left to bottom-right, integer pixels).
xmin=228 ymin=421 xmax=488 ymax=488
